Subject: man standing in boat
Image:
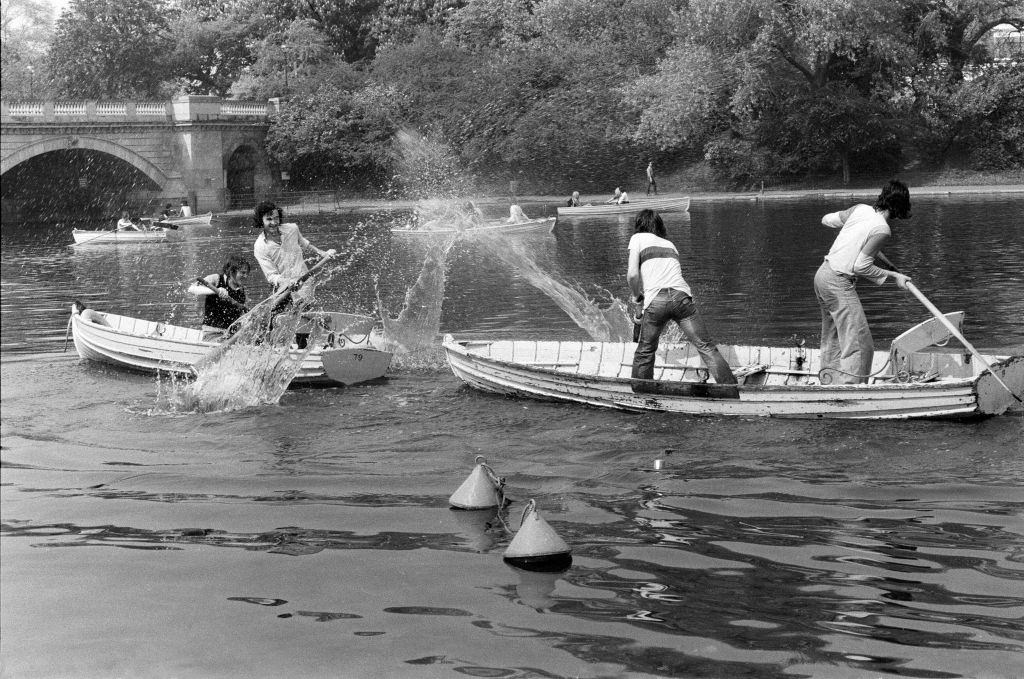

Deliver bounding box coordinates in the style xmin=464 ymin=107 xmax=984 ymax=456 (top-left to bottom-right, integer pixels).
xmin=252 ymin=201 xmax=336 ymax=310
xmin=627 ymin=209 xmax=736 ymax=388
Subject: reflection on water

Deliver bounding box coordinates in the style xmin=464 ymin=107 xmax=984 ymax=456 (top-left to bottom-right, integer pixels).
xmin=2 ymin=196 xmax=1023 ymax=678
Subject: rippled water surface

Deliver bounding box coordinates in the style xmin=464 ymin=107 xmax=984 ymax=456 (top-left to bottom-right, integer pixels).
xmin=2 ymin=195 xmax=1023 ymax=678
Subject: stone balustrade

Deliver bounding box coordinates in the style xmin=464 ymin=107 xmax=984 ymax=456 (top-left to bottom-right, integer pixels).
xmin=1 ymin=95 xmax=276 ymax=123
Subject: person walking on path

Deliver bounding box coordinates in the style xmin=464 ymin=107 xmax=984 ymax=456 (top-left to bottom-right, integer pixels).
xmin=627 ymin=209 xmax=736 ymax=387
xmin=814 ymin=179 xmax=913 ymax=384
xmin=646 ymin=162 xmax=657 ymax=195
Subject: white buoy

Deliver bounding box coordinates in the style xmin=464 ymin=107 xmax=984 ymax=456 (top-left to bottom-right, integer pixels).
xmin=449 ymin=455 xmax=503 ymax=510
xmin=503 ymin=499 xmax=572 ymax=572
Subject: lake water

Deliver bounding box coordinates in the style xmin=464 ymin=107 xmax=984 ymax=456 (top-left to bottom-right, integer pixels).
xmin=2 ymin=195 xmax=1023 ymax=678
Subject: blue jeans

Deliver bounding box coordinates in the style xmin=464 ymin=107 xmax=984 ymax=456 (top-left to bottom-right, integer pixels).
xmin=814 ymin=261 xmax=873 ymax=383
xmin=632 ymin=288 xmax=737 ymax=384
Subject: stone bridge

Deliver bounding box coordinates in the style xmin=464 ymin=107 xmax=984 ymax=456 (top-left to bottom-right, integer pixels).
xmin=0 ymin=95 xmax=280 ymax=216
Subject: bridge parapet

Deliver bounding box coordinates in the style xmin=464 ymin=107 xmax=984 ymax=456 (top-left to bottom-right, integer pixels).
xmin=1 ymin=95 xmax=273 ymax=124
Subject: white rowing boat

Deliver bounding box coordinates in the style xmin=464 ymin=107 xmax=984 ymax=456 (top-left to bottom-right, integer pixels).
xmin=442 ymin=313 xmax=1024 ymax=419
xmin=557 ymin=196 xmax=690 ymax=217
xmin=72 ymin=228 xmax=169 ymax=245
xmin=144 ymin=211 xmax=214 ymax=227
xmin=391 ymin=216 xmax=556 ymax=235
xmin=70 ymin=306 xmax=392 ymax=387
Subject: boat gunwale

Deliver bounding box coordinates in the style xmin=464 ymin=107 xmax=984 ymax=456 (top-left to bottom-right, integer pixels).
xmin=442 ymin=338 xmax=1001 ymax=394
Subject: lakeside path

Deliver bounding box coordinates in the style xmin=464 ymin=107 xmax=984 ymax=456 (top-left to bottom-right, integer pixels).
xmin=220 ymin=183 xmax=1024 ymax=217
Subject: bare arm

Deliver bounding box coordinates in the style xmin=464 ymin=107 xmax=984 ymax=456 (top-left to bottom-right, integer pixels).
xmin=627 ymin=247 xmax=642 ymax=300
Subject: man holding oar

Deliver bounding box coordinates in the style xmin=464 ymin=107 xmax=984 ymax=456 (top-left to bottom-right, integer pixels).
xmin=252 ymin=201 xmax=336 ymax=347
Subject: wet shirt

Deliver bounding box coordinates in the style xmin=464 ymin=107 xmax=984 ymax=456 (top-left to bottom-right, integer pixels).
xmin=628 ymin=232 xmax=692 ymax=310
xmin=253 ymin=222 xmax=310 ymax=289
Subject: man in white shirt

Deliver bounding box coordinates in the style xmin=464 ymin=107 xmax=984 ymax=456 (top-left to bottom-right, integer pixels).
xmin=252 ymin=201 xmax=335 ymax=306
xmin=814 ymin=180 xmax=912 ymax=383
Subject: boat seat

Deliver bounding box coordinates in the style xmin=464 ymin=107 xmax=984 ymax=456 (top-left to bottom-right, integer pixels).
xmin=733 ymin=363 xmax=768 ymax=385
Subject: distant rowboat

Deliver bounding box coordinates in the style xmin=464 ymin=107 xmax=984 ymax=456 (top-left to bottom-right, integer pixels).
xmin=72 ymin=228 xmax=169 ymax=245
xmin=391 ymin=216 xmax=555 ymax=235
xmin=442 ymin=313 xmax=1024 ymax=419
xmin=145 ymin=211 xmax=214 ymax=227
xmin=557 ymin=196 xmax=690 ymax=217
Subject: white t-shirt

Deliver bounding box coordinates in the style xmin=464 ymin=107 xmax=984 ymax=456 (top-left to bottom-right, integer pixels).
xmin=253 ymin=222 xmax=310 ymax=289
xmin=628 ymin=232 xmax=691 ymax=309
xmin=822 ymin=204 xmax=890 ymax=284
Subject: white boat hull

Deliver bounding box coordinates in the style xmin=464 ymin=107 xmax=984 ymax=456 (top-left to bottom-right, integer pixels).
xmin=557 ymin=196 xmax=690 ymax=217
xmin=442 ymin=329 xmax=1023 ymax=419
xmin=392 ymin=217 xmax=555 ymax=235
xmin=72 ymin=229 xmax=168 ymax=244
xmin=71 ymin=308 xmax=391 ymax=387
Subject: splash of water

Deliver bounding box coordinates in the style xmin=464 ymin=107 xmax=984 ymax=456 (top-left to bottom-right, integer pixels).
xmin=157 ymin=223 xmax=375 ymax=413
xmin=378 ymin=236 xmax=458 ymax=369
xmin=471 ymin=234 xmax=635 ymax=341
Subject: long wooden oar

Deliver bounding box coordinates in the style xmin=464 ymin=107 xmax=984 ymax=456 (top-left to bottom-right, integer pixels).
xmin=903 ymin=281 xmax=1021 ymax=403
xmin=193 ymin=253 xmax=335 ymax=371
xmin=878 ymin=253 xmax=1021 ymax=403
xmin=194 ymin=278 xmax=247 ymax=310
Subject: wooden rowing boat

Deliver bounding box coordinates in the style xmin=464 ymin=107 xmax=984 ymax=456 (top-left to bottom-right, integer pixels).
xmin=144 ymin=211 xmax=214 ymax=227
xmin=391 ymin=216 xmax=555 ymax=235
xmin=557 ymin=196 xmax=690 ymax=217
xmin=72 ymin=228 xmax=169 ymax=245
xmin=442 ymin=314 xmax=1024 ymax=419
xmin=70 ymin=306 xmax=392 ymax=387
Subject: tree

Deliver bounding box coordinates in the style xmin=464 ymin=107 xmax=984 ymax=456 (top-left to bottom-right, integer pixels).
xmin=47 ymin=0 xmax=175 ymax=98
xmin=1 ymin=0 xmax=55 ymax=98
xmin=624 ymin=0 xmax=914 ymax=184
xmin=168 ymin=7 xmax=258 ymax=96
xmin=264 ymin=81 xmax=396 ymax=189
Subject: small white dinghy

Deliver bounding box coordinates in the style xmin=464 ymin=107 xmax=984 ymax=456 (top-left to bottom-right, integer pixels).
xmin=443 ymin=313 xmax=1024 ymax=419
xmin=69 ymin=305 xmax=392 ymax=387
xmin=392 ymin=216 xmax=555 ymax=235
xmin=557 ymin=196 xmax=690 ymax=217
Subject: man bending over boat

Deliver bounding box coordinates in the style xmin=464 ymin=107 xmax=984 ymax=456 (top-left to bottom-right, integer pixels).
xmin=188 ymin=254 xmax=250 ymax=336
xmin=627 ymin=209 xmax=736 ymax=388
xmin=253 ymin=201 xmax=336 ymax=310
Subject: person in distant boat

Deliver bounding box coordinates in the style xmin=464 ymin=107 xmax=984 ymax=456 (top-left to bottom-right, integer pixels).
xmin=627 ymin=209 xmax=736 ymax=388
xmin=508 ymin=205 xmax=530 ymax=223
xmin=646 ymin=162 xmax=657 ymax=195
xmin=567 ymin=191 xmax=581 ymax=207
xmin=179 ymin=199 xmax=193 ymax=218
xmin=160 ymin=203 xmax=177 ymax=220
xmin=188 ymin=254 xmax=250 ymax=332
xmin=116 ymin=211 xmax=140 ymax=231
xmin=618 ymin=190 xmax=630 ymax=204
xmin=464 ymin=201 xmax=487 ymax=227
xmin=815 ymin=179 xmax=912 ymax=384
xmin=252 ymin=201 xmax=336 ymax=310
xmin=605 ymin=187 xmax=623 ymax=204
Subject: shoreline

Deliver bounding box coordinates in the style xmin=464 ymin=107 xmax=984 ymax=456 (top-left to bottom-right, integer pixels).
xmin=220 ymin=184 xmax=1024 ymax=217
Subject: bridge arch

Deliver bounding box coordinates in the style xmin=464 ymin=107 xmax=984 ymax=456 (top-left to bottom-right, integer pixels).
xmin=1 ymin=136 xmax=170 ymax=187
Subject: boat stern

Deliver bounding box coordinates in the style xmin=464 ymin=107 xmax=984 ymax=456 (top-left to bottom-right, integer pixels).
xmin=975 ymin=355 xmax=1024 ymax=415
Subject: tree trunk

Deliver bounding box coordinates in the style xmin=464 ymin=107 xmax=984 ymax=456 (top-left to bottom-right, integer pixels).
xmin=841 ymin=152 xmax=850 ymax=185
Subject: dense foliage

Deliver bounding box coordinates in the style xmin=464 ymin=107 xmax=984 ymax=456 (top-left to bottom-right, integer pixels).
xmin=2 ymin=0 xmax=1021 ymax=191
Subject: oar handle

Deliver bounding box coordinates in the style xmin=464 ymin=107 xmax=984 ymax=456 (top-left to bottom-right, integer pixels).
xmin=225 ymin=252 xmax=335 ymax=334
xmin=195 ymin=278 xmax=246 ymax=309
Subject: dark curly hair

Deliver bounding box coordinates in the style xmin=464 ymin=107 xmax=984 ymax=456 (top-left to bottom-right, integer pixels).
xmin=253 ymin=201 xmax=283 ymax=230
xmin=875 ymin=180 xmax=911 ymax=220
